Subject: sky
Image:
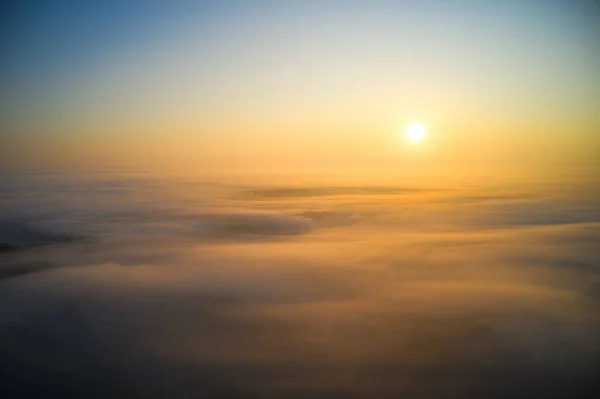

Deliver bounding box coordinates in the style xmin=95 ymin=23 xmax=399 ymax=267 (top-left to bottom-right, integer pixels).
xmin=1 ymin=3 xmax=600 ymax=396
xmin=1 ymin=0 xmax=599 ymax=180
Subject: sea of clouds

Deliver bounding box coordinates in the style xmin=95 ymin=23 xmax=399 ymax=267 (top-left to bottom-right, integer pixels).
xmin=1 ymin=174 xmax=599 ymax=398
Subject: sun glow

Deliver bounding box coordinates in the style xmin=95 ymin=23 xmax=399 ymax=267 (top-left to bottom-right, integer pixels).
xmin=405 ymin=122 xmax=426 ymax=142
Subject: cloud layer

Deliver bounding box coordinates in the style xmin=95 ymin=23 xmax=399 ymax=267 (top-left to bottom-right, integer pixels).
xmin=1 ymin=175 xmax=599 ymax=398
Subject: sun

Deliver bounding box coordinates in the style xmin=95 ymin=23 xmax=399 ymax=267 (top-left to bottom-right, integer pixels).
xmin=404 ymin=122 xmax=426 ymax=142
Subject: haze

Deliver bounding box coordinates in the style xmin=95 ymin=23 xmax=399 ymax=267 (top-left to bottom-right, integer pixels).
xmin=1 ymin=1 xmax=599 ymax=398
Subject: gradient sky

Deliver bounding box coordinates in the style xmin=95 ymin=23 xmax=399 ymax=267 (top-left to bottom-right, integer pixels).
xmin=1 ymin=0 xmax=599 ymax=179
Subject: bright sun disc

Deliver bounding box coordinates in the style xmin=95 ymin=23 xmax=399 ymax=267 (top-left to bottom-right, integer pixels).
xmin=405 ymin=122 xmax=426 ymax=142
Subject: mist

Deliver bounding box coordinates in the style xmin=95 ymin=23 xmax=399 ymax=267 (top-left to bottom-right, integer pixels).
xmin=1 ymin=173 xmax=599 ymax=398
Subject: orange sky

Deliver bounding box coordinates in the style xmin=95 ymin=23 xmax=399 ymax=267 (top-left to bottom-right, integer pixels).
xmin=1 ymin=1 xmax=599 ymax=182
